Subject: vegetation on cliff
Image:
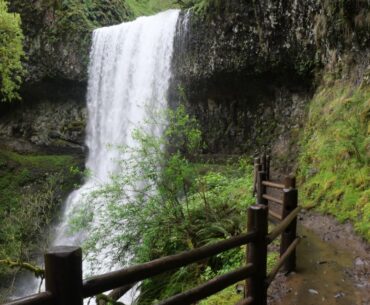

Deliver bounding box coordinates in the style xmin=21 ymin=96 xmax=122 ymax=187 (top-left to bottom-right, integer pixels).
xmin=298 ymin=77 xmax=370 ymax=241
xmin=0 ymin=0 xmax=24 ymax=102
xmin=0 ymin=150 xmax=81 ymax=300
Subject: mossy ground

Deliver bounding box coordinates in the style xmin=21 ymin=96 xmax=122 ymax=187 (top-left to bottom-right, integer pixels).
xmin=298 ymin=79 xmax=370 ymax=241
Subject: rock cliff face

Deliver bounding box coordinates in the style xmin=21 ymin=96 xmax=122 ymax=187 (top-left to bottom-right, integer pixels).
xmin=1 ymin=0 xmax=131 ymax=154
xmin=170 ymin=0 xmax=370 ymax=168
xmin=8 ymin=0 xmax=131 ymax=82
xmin=2 ymin=0 xmax=370 ymax=164
xmin=0 ymin=80 xmax=86 ymax=154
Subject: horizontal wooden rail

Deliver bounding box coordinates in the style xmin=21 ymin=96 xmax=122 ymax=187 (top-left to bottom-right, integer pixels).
xmin=261 ymin=181 xmax=284 ymax=189
xmin=268 ymin=209 xmax=282 ymax=221
xmin=4 ymin=293 xmax=53 ymax=305
xmin=267 ymin=206 xmax=301 ymax=244
xmin=235 ymin=297 xmax=254 ymax=305
xmin=157 ymin=264 xmax=254 ymax=305
xmin=266 ymin=238 xmax=300 ymax=286
xmin=83 ymin=231 xmax=257 ymax=297
xmin=262 ymin=194 xmax=283 ymax=205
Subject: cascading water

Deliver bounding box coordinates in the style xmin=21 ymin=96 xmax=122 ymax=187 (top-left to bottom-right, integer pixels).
xmin=13 ymin=9 xmax=180 ymax=304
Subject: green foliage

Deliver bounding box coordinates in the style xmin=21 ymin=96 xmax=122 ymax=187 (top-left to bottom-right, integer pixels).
xmin=199 ymin=285 xmax=243 ymax=305
xmin=70 ymin=106 xmax=255 ymax=303
xmin=178 ymin=0 xmax=219 ymax=13
xmin=298 ymin=81 xmax=370 ymax=241
xmin=0 ymin=0 xmax=25 ymax=102
xmin=198 ymin=250 xmax=278 ymax=305
xmin=125 ymin=0 xmax=179 ymax=17
xmin=0 ymin=150 xmax=81 ymax=296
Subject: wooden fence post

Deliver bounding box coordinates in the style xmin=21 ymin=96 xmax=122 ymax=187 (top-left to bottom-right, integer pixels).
xmin=246 ymin=204 xmax=268 ymax=305
xmin=265 ymin=155 xmax=270 ymax=181
xmin=256 ymin=171 xmax=267 ymax=205
xmin=280 ymin=177 xmax=298 ymax=272
xmin=284 ymin=176 xmax=296 ymax=189
xmin=261 ymin=154 xmax=267 ymax=173
xmin=45 ymin=246 xmax=83 ymax=305
xmin=253 ymin=158 xmax=260 ymax=196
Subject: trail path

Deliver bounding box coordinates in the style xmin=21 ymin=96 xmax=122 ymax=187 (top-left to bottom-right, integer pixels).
xmin=268 ymin=211 xmax=370 ymax=305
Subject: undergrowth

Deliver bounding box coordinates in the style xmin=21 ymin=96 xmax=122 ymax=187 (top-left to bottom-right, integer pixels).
xmin=137 ymin=161 xmax=257 ymax=304
xmin=0 ymin=150 xmax=81 ymax=298
xmin=298 ymin=80 xmax=370 ymax=241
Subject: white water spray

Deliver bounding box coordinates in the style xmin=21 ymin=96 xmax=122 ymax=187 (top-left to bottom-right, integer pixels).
xmin=13 ymin=9 xmax=180 ymax=303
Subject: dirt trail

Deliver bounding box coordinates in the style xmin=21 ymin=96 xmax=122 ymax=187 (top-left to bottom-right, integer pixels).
xmin=268 ymin=211 xmax=370 ymax=305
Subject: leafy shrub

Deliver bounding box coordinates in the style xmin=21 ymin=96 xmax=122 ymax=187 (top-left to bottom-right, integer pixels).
xmin=68 ymin=106 xmax=255 ymax=303
xmin=0 ymin=0 xmax=24 ymax=102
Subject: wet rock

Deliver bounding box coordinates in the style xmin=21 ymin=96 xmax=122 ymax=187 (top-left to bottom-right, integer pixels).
xmin=355 ymin=257 xmax=366 ymax=266
xmin=308 ymin=289 xmax=319 ymax=295
xmin=334 ymin=292 xmax=345 ymax=298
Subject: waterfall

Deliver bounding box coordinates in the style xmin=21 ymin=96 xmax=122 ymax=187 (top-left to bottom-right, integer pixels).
xmin=12 ymin=9 xmax=180 ymax=304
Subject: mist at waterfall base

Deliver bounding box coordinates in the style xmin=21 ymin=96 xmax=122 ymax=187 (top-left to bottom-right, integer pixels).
xmin=13 ymin=9 xmax=180 ymax=304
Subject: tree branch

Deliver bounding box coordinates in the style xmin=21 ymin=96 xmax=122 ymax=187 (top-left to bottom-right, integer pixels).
xmin=0 ymin=259 xmax=44 ymax=278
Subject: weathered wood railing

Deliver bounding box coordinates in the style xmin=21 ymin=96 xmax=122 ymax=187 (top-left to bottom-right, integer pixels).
xmin=254 ymin=153 xmax=299 ymax=271
xmin=4 ymin=155 xmax=299 ymax=305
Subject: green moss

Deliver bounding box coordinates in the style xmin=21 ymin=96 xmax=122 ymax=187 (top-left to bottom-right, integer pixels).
xmin=0 ymin=149 xmax=79 ymax=217
xmin=0 ymin=150 xmax=75 ymax=168
xmin=298 ymin=81 xmax=370 ymax=241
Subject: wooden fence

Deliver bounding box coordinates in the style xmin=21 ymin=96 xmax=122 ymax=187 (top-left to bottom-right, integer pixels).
xmin=4 ymin=154 xmax=299 ymax=305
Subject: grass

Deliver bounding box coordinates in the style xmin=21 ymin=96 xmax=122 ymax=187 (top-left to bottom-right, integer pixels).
xmin=298 ymin=80 xmax=370 ymax=241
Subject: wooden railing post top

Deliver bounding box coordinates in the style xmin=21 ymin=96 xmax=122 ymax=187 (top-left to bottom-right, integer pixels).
xmin=254 ymin=157 xmax=260 ymax=164
xmin=249 ymin=204 xmax=268 ymax=212
xmin=284 ymin=176 xmax=296 ymax=189
xmin=282 ymin=187 xmax=298 ymax=196
xmin=45 ymin=246 xmax=83 ymax=305
xmin=46 ymin=246 xmax=82 ymax=256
